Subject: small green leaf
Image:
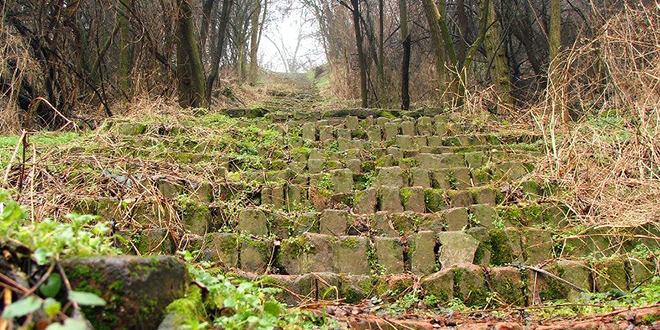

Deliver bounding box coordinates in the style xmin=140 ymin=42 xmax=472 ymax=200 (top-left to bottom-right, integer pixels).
xmin=263 ymin=300 xmax=282 ymax=317
xmin=43 ymin=298 xmax=62 ymax=319
xmin=223 ymin=297 xmax=236 ymax=308
xmin=1 ymin=295 xmax=41 ymax=319
xmin=34 ymin=247 xmax=52 ymax=265
xmin=45 ymin=317 xmax=89 ymax=330
xmin=68 ymin=291 xmax=106 ymax=306
xmin=40 ymin=273 xmax=62 ymax=298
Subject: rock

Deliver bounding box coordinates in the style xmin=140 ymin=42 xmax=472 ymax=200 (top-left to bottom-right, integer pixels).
xmin=374 ymin=166 xmax=406 ymax=188
xmin=448 ymin=190 xmax=473 ymax=208
xmin=354 ymin=188 xmax=377 ymax=214
xmin=236 ymin=208 xmax=268 ymax=236
xmin=469 ymin=205 xmax=496 ymax=229
xmin=524 ymin=228 xmax=553 ymax=264
xmin=374 ymin=237 xmax=405 ymax=274
xmin=331 ymin=169 xmax=354 ymax=193
xmin=436 ymin=232 xmax=479 ymax=268
xmin=333 ymin=236 xmax=370 ymax=274
xmin=401 ymin=121 xmax=415 ymax=136
xmin=401 ymin=187 xmax=425 ymax=213
xmin=444 ymin=207 xmax=469 ymax=231
xmin=421 ymin=269 xmax=453 ymax=303
xmin=320 ymin=209 xmax=349 ymax=236
xmin=594 ymin=258 xmax=628 ymax=293
xmin=201 ymin=233 xmax=239 ymax=267
xmin=410 ymin=231 xmax=437 ymax=275
xmin=411 ymin=168 xmax=431 ymax=188
xmin=556 ymin=260 xmax=592 ymax=299
xmin=383 ymin=123 xmax=399 ymax=141
xmin=379 ymin=187 xmax=404 ymax=212
xmin=136 ymin=228 xmax=173 ymax=255
xmin=302 ymin=122 xmax=316 ymax=141
xmin=489 ymin=267 xmax=525 ymax=305
xmin=454 ymin=264 xmax=488 ymax=306
xmin=367 ymin=126 xmax=382 ymax=142
xmin=280 ymin=233 xmax=334 ymax=274
xmin=63 ymin=256 xmax=187 ymax=330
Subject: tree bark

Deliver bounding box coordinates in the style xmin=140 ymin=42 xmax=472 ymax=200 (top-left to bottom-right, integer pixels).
xmin=483 ymin=0 xmax=513 ymax=110
xmin=350 ymin=0 xmax=368 ymax=108
xmin=205 ymin=0 xmax=234 ymax=105
xmin=176 ymin=0 xmax=206 ymax=108
xmin=200 ymin=0 xmax=217 ymax=51
xmin=377 ymin=0 xmax=385 ymax=106
xmin=399 ymin=0 xmax=410 ymax=110
xmin=248 ymin=0 xmax=265 ymax=84
xmin=118 ymin=0 xmax=133 ymax=97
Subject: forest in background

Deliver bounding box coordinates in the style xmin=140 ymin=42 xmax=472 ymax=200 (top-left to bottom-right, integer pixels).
xmin=0 ymin=0 xmax=658 ymax=131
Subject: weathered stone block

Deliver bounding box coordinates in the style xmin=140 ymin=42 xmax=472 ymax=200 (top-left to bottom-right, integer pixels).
xmin=471 ymin=187 xmax=498 ymax=205
xmin=431 ymin=169 xmax=452 ymax=190
xmin=489 ymin=267 xmax=525 ymax=305
xmin=375 ymin=166 xmax=406 ymax=188
xmin=202 ymin=233 xmax=239 ymax=266
xmin=401 ymin=121 xmax=415 ymax=136
xmin=418 ymin=153 xmax=465 ymax=169
xmin=240 ymin=238 xmax=274 ymax=273
xmin=157 ymin=179 xmax=182 ymax=199
xmin=467 ymin=227 xmax=491 ymax=266
xmin=354 ymin=188 xmax=377 ymax=214
xmin=374 ymin=237 xmax=405 ymax=274
xmin=524 ymin=228 xmax=553 ymax=264
xmin=379 ymin=187 xmax=404 ymax=212
xmin=383 ymin=123 xmax=399 ymax=141
xmin=410 ymin=231 xmax=437 ymax=275
xmin=424 ymin=188 xmax=447 ymax=212
xmin=320 ymin=209 xmax=349 ymax=236
xmin=136 ymin=228 xmax=173 ymax=255
xmin=448 ymin=190 xmax=474 ymax=208
xmin=469 ymin=204 xmax=496 ymax=229
xmin=396 ymin=135 xmax=415 ymax=149
xmin=272 ymin=186 xmax=285 ymax=208
xmin=593 ymin=258 xmax=628 ymax=293
xmin=347 ymin=158 xmax=361 ymax=173
xmin=436 ymin=232 xmax=478 ymax=268
xmin=453 ymin=167 xmax=472 ymax=189
xmin=493 ymin=162 xmax=530 ymax=181
xmin=489 ymin=229 xmax=523 ymax=265
xmin=236 ymin=208 xmax=268 ymax=236
xmin=339 ymin=275 xmax=373 ymax=304
xmin=386 ymin=146 xmax=403 ymax=160
xmin=334 ymin=236 xmax=370 ymax=274
xmin=331 ymin=169 xmax=354 ymax=193
xmin=308 ymin=159 xmax=324 ymax=174
xmin=63 ymin=256 xmax=187 ymax=330
xmin=181 ymin=203 xmax=210 ymax=235
xmin=444 ymin=207 xmax=469 ymax=231
xmin=556 ymin=260 xmax=592 ymax=299
xmin=417 ymin=117 xmax=433 ymax=135
xmin=464 ymin=152 xmax=486 ymax=169
xmin=371 ymin=212 xmax=398 ymax=237
xmin=367 ymin=126 xmax=382 ymax=142
xmin=413 ymin=136 xmax=428 ymax=147
xmin=411 ymin=168 xmax=431 ymax=188
xmin=401 ymin=187 xmax=425 ymax=213
xmin=454 ymin=264 xmax=488 ymax=306
xmin=287 ymin=184 xmax=308 ymax=207
xmin=302 ymin=122 xmax=316 ymax=141
xmin=421 ymin=269 xmax=454 ymax=303
xmin=280 ymin=233 xmax=334 ymax=274
xmin=345 ymin=116 xmax=359 ymax=130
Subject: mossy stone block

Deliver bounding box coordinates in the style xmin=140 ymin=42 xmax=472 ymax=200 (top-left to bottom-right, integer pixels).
xmin=594 ymin=258 xmax=628 ymax=293
xmin=320 ymin=209 xmax=349 ymax=236
xmin=375 ymin=166 xmax=406 ymax=188
xmin=437 ymin=232 xmax=479 ymax=268
xmin=333 ymin=236 xmax=370 ymax=274
xmin=236 ymin=208 xmax=268 ymax=236
xmin=202 ymin=233 xmax=239 ymax=266
xmin=448 ymin=190 xmax=473 ymax=208
xmin=443 ymin=207 xmax=469 ymax=231
xmin=454 ymin=264 xmax=488 ymax=307
xmin=374 ymin=237 xmax=405 ymax=274
xmin=354 ymin=188 xmax=377 ymax=214
xmin=379 ymin=187 xmax=404 ymax=212
xmin=489 ymin=267 xmax=525 ymax=306
xmin=240 ymin=238 xmax=273 ymax=273
xmin=410 ymin=231 xmax=437 ymax=275
xmin=421 ymin=269 xmax=453 ymax=303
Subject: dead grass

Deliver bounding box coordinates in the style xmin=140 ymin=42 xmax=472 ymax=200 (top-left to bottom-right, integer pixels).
xmin=533 ymin=3 xmax=660 ymax=226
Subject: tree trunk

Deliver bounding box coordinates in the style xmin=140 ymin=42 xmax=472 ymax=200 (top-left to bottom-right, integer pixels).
xmin=421 ymin=0 xmax=450 ymax=101
xmin=399 ymin=0 xmax=410 ymax=110
xmin=456 ymin=0 xmax=468 ymax=65
xmin=248 ymin=0 xmax=261 ymax=85
xmin=176 ymin=0 xmax=206 ymax=108
xmin=377 ymin=0 xmax=385 ymax=106
xmin=200 ymin=0 xmax=217 ymax=51
xmin=350 ymin=0 xmax=368 ymax=108
xmin=483 ymin=0 xmax=513 ymax=111
xmin=205 ymin=0 xmax=234 ymax=105
xmin=549 ymin=0 xmax=561 ymax=64
xmin=118 ymin=0 xmax=133 ymax=97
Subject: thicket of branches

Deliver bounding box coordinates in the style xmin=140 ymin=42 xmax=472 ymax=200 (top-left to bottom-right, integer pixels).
xmin=0 ymin=0 xmax=266 ymax=132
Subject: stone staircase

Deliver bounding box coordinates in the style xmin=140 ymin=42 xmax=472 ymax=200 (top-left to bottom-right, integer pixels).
xmin=73 ymin=109 xmax=659 ymax=308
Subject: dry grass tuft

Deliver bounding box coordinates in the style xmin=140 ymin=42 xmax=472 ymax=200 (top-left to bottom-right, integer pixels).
xmin=534 ymin=3 xmax=660 ymax=226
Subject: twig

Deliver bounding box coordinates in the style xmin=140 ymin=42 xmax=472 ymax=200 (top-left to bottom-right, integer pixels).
xmin=2 ymin=129 xmax=26 ymax=188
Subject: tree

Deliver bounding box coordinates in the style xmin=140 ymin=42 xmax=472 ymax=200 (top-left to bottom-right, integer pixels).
xmin=206 ymin=0 xmax=234 ymax=105
xmin=399 ymin=0 xmax=410 ymax=110
xmin=349 ymin=0 xmax=368 ymax=108
xmin=176 ymin=0 xmax=206 ymax=108
xmin=248 ymin=0 xmax=267 ymax=85
xmin=483 ymin=0 xmax=513 ymax=110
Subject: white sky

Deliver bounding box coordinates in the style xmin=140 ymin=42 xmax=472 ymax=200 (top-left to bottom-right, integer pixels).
xmin=259 ymin=3 xmax=327 ymax=73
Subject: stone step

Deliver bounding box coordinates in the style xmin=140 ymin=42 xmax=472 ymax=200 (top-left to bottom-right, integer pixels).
xmin=257 ymin=255 xmax=655 ymax=307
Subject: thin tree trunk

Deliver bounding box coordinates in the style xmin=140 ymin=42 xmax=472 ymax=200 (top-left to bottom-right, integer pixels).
xmin=118 ymin=0 xmax=133 ymax=97
xmin=399 ymin=0 xmax=410 ymax=110
xmin=176 ymin=0 xmax=206 ymax=108
xmin=350 ymin=0 xmax=368 ymax=108
xmin=200 ymin=0 xmax=217 ymax=51
xmin=248 ymin=0 xmax=261 ymax=85
xmin=456 ymin=0 xmax=467 ymax=64
xmin=205 ymin=0 xmax=234 ymax=105
xmin=377 ymin=0 xmax=385 ymax=106
xmin=483 ymin=0 xmax=513 ymax=111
